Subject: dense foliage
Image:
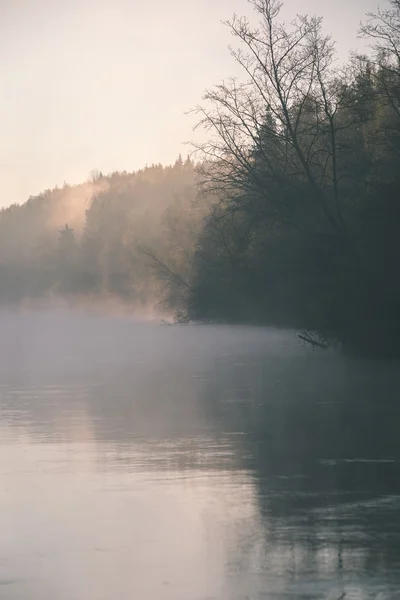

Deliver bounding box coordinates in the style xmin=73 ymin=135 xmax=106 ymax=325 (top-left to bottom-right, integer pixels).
xmin=2 ymin=0 xmax=400 ymax=357
xmin=0 ymin=158 xmax=206 ymax=316
xmin=187 ymin=0 xmax=400 ymax=358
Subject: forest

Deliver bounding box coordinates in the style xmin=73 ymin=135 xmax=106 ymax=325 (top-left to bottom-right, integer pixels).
xmin=0 ymin=157 xmax=206 ymax=317
xmin=2 ymin=0 xmax=400 ymax=358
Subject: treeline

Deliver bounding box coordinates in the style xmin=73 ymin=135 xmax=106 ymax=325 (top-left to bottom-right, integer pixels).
xmin=0 ymin=157 xmax=207 ymax=315
xmin=2 ymin=0 xmax=400 ymax=358
xmin=183 ymin=0 xmax=400 ymax=358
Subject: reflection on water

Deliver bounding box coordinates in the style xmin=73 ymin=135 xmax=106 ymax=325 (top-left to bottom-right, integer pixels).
xmin=0 ymin=311 xmax=399 ymax=599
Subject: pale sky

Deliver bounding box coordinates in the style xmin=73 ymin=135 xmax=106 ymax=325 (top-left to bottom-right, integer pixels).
xmin=0 ymin=0 xmax=388 ymax=207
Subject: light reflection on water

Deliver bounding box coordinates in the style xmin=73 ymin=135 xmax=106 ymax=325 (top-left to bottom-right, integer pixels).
xmin=0 ymin=311 xmax=399 ymax=599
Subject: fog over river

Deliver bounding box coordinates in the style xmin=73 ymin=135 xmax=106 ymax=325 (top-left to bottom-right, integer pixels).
xmin=0 ymin=311 xmax=399 ymax=599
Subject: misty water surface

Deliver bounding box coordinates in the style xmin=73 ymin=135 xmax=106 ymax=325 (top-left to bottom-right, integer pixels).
xmin=0 ymin=311 xmax=399 ymax=600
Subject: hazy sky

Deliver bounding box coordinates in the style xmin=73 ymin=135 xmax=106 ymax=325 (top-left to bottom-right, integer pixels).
xmin=0 ymin=0 xmax=388 ymax=207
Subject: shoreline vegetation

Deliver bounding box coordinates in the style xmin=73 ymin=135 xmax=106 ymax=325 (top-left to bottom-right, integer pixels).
xmin=2 ymin=0 xmax=400 ymax=359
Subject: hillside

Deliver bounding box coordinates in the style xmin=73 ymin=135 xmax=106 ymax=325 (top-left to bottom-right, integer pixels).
xmin=0 ymin=157 xmax=206 ymax=316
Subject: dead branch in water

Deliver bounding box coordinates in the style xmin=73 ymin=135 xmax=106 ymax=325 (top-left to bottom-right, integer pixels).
xmin=298 ymin=331 xmax=329 ymax=349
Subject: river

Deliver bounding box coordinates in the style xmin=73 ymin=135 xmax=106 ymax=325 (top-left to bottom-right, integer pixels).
xmin=0 ymin=311 xmax=399 ymax=599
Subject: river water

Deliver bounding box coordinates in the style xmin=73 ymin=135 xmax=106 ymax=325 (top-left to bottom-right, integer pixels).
xmin=0 ymin=311 xmax=399 ymax=600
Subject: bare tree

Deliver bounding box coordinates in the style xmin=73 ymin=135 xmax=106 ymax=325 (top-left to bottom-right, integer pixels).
xmin=360 ymin=0 xmax=400 ymax=66
xmin=360 ymin=1 xmax=400 ymax=118
xmin=139 ymin=245 xmax=191 ymax=293
xmin=88 ymin=169 xmax=103 ymax=183
xmin=192 ymin=0 xmax=356 ymax=238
